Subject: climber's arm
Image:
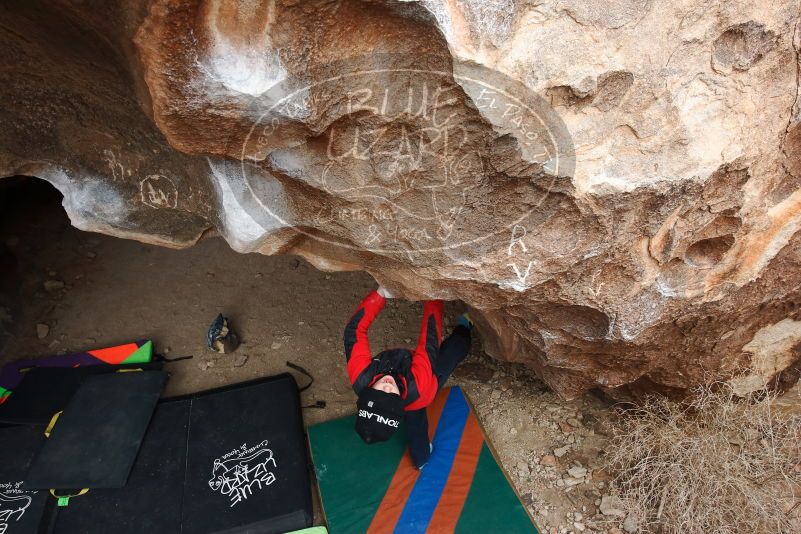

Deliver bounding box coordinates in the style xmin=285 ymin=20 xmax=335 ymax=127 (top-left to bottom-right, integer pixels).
xmin=344 ymin=289 xmax=386 ymax=384
xmin=409 ymin=300 xmax=443 ymax=407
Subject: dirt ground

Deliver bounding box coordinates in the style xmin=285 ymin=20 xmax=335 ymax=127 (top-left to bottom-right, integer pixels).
xmin=1 ymin=178 xmax=625 ymax=534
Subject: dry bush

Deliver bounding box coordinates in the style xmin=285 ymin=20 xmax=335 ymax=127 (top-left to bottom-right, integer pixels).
xmin=606 ymin=383 xmax=801 ymax=534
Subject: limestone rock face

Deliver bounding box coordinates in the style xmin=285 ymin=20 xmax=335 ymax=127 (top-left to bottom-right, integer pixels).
xmin=2 ymin=0 xmax=800 ymax=398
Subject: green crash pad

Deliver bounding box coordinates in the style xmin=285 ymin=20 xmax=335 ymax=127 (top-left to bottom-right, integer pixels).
xmin=309 ymin=386 xmax=538 ymax=533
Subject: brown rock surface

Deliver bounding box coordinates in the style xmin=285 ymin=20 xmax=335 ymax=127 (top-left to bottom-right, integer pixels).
xmin=2 ymin=0 xmax=801 ymax=398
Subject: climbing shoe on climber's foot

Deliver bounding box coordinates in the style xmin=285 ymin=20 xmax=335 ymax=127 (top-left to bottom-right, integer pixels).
xmin=457 ymin=313 xmax=473 ymax=330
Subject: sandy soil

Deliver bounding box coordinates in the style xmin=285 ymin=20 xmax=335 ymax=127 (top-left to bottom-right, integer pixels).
xmin=1 ymin=178 xmax=623 ymax=534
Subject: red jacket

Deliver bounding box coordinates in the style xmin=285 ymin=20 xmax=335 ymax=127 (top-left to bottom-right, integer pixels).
xmin=344 ymin=291 xmax=442 ymax=411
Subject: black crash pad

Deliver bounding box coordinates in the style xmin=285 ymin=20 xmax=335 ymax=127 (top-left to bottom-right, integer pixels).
xmin=23 ymin=371 xmax=167 ymax=490
xmin=52 ymin=400 xmax=190 ymax=534
xmin=181 ymin=374 xmax=312 ymax=533
xmin=0 ymin=363 xmax=163 ymax=425
xmin=0 ymin=425 xmax=50 ymax=534
xmin=51 ymin=373 xmax=312 ymax=534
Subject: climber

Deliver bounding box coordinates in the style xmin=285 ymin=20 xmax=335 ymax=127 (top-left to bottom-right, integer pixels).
xmin=344 ymin=285 xmax=473 ymax=468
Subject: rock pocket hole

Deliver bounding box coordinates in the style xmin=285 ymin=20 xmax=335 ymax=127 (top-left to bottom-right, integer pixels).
xmin=712 ymin=22 xmax=776 ymax=73
xmin=684 ymin=234 xmax=735 ymax=268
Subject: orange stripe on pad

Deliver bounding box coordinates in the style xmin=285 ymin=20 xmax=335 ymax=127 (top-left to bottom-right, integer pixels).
xmin=426 ymin=411 xmax=484 ymax=532
xmin=87 ymin=343 xmax=140 ymax=364
xmin=367 ymin=390 xmax=450 ymax=534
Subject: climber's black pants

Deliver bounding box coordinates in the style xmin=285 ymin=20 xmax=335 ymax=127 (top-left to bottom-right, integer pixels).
xmin=405 ymin=324 xmax=471 ymax=468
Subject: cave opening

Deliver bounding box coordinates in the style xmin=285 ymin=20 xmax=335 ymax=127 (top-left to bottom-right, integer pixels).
xmin=0 ymin=176 xmax=66 ymax=349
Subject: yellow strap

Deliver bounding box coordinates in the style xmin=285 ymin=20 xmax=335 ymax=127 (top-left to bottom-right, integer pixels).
xmin=44 ymin=418 xmax=90 ymax=503
xmin=115 ymin=368 xmax=143 ymax=373
xmin=44 ymin=411 xmax=63 ymax=438
xmin=50 ymin=488 xmax=89 ymax=499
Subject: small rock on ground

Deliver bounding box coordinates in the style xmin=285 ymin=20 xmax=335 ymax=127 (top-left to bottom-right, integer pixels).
xmin=622 ymin=513 xmax=639 ymax=533
xmin=568 ymin=466 xmax=587 ymax=478
xmin=36 ymin=323 xmax=49 ymax=339
xmin=43 ymin=280 xmax=64 ymax=291
xmin=540 ymin=454 xmax=558 ymax=466
xmin=599 ymin=495 xmax=626 ymax=518
xmin=554 ymin=445 xmax=570 ymax=457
